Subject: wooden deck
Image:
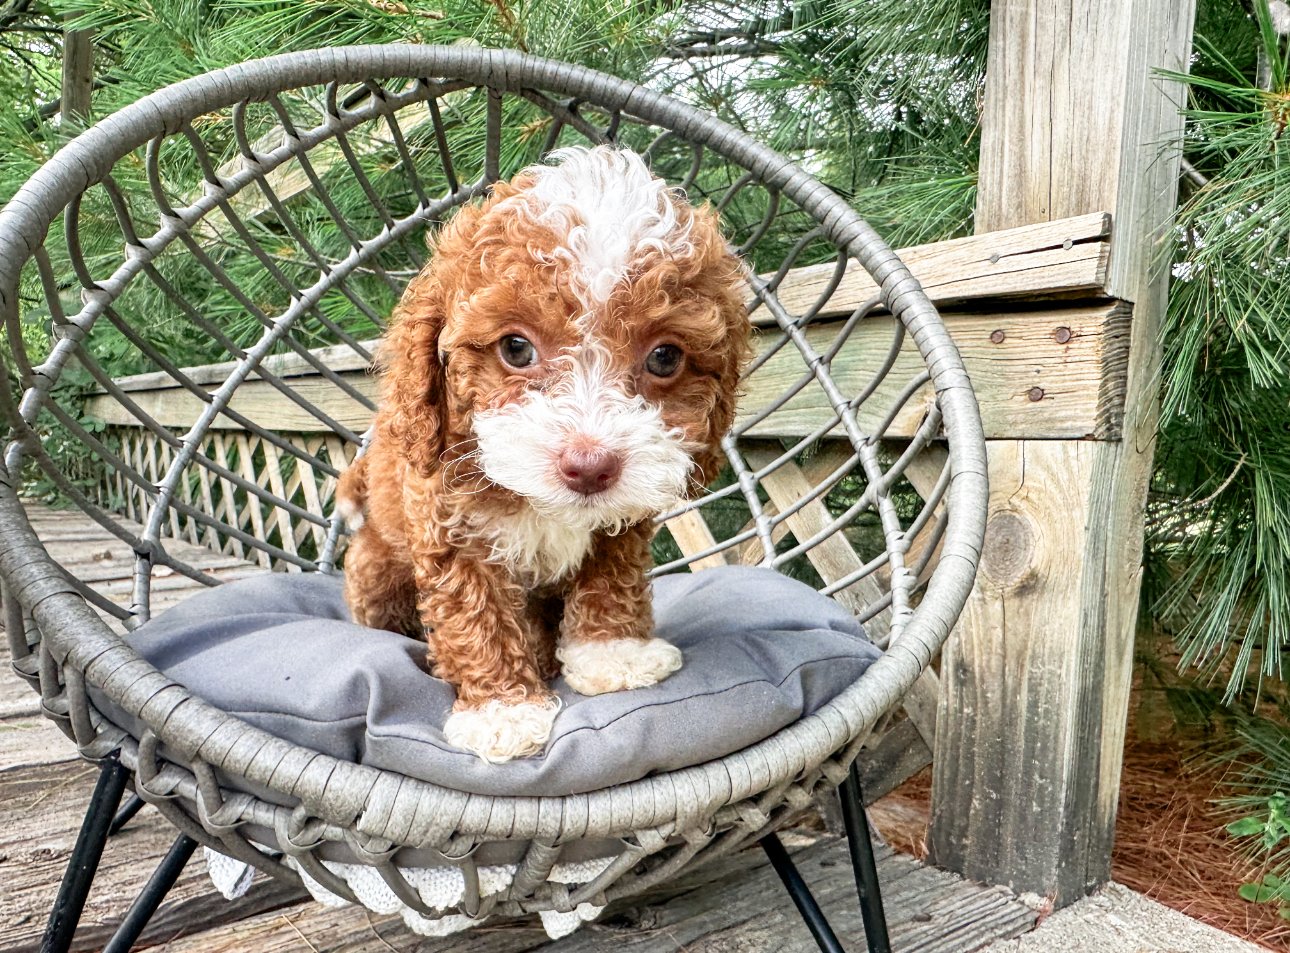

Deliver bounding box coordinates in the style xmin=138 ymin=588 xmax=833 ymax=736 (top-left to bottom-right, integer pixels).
xmin=0 ymin=503 xmax=1040 ymax=953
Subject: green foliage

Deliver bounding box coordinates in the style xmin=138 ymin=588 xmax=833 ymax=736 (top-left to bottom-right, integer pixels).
xmin=1152 ymin=3 xmax=1290 ymax=699
xmin=1227 ymin=795 xmax=1290 ymax=852
xmin=1234 ymin=871 xmax=1290 ymax=920
xmin=1223 ymin=722 xmax=1290 ymax=917
xmin=1135 ymin=2 xmax=1290 ymax=902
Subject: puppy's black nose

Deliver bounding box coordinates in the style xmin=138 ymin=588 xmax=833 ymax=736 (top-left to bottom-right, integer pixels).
xmin=557 ymin=446 xmax=622 ymax=495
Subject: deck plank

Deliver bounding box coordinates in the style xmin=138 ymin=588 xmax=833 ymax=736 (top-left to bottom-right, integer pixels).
xmin=0 ymin=759 xmax=305 ymax=953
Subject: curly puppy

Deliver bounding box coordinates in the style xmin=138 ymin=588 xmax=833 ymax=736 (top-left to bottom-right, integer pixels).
xmin=336 ymin=146 xmax=751 ymax=763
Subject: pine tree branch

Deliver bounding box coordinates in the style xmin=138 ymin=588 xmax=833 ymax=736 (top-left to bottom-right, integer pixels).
xmin=18 ymin=75 xmax=118 ymax=130
xmin=1192 ymin=453 xmax=1247 ymax=508
xmin=667 ymin=8 xmax=798 ymax=48
xmin=0 ymin=37 xmax=51 ymax=78
xmin=0 ymin=0 xmax=33 ymax=34
xmin=660 ymin=40 xmax=781 ymax=58
xmin=3 ymin=22 xmax=59 ymax=35
xmin=484 ymin=0 xmax=527 ymax=52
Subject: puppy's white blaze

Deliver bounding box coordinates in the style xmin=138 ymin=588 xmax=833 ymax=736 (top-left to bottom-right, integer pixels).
xmin=442 ymin=697 xmax=562 ymax=763
xmin=557 ymin=638 xmax=684 ymax=696
xmin=521 ymin=146 xmax=694 ymax=307
xmin=471 ymin=349 xmax=693 ymax=574
xmin=335 ymin=496 xmax=364 ymax=531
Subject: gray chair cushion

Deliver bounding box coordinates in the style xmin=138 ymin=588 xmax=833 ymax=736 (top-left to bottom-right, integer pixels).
xmin=111 ymin=566 xmax=878 ymax=797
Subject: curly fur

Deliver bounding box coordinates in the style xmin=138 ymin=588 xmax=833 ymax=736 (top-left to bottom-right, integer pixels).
xmin=336 ymin=146 xmax=751 ymax=762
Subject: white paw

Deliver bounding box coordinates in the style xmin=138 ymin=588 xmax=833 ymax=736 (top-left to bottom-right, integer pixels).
xmin=443 ymin=697 xmax=562 ymax=763
xmin=557 ymin=638 xmax=683 ymax=696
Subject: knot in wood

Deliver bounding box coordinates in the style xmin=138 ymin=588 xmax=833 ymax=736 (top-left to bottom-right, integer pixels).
xmin=980 ymin=510 xmax=1034 ymax=588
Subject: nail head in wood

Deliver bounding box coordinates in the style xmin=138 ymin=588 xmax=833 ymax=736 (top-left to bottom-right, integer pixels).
xmin=1053 ymin=327 xmax=1072 ymax=344
xmin=1027 ymin=387 xmax=1044 ymax=402
xmin=990 ymin=329 xmax=1006 ymax=344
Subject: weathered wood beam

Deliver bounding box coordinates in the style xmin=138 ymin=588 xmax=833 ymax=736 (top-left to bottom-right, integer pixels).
xmin=86 ymin=301 xmax=1130 ymax=442
xmin=743 ymin=303 xmax=1128 ymax=441
xmin=763 ymin=211 xmax=1110 ymax=322
xmin=927 ymin=0 xmax=1195 ymax=908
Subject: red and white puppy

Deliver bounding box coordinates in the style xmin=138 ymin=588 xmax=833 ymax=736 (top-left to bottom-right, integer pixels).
xmin=337 ymin=146 xmax=751 ymax=762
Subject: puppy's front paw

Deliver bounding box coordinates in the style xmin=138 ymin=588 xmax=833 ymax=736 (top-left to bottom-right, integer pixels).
xmin=443 ymin=697 xmax=562 ymax=763
xmin=557 ymin=638 xmax=683 ymax=696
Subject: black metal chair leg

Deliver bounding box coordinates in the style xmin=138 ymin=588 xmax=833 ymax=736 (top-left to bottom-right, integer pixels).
xmin=102 ymin=834 xmax=198 ymax=953
xmin=760 ymin=833 xmax=846 ymax=953
xmin=40 ymin=757 xmax=131 ymax=953
xmin=108 ymin=793 xmax=146 ymax=837
xmin=839 ymin=763 xmax=892 ymax=953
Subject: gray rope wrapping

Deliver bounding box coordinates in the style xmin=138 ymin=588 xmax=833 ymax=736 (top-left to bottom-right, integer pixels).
xmin=0 ymin=46 xmax=988 ymax=918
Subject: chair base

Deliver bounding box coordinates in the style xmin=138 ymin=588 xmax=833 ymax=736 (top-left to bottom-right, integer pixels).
xmin=109 ymin=792 xmax=148 ymax=837
xmin=40 ymin=758 xmax=196 ymax=953
xmin=759 ymin=762 xmax=892 ymax=953
xmin=46 ymin=758 xmax=889 ymax=953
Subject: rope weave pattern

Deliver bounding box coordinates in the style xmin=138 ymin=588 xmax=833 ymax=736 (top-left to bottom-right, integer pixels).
xmin=0 ymin=47 xmax=987 ymax=922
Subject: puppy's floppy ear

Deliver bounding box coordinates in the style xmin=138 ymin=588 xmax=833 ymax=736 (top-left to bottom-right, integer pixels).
xmin=376 ymin=266 xmax=449 ymax=479
xmin=690 ymin=206 xmax=755 ymax=487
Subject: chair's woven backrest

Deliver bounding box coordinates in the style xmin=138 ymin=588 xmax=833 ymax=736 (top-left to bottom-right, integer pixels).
xmin=0 ymin=48 xmax=985 ymax=659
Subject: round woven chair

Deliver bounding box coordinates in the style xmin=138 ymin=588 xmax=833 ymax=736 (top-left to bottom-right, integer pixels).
xmin=0 ymin=46 xmax=986 ymax=953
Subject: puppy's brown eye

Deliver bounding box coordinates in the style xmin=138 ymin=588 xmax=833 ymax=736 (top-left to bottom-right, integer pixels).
xmin=499 ymin=335 xmax=537 ymax=369
xmin=645 ymin=344 xmax=683 ymax=378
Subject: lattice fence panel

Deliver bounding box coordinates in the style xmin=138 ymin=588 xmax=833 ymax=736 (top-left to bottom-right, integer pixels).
xmin=103 ymin=427 xmax=357 ymax=573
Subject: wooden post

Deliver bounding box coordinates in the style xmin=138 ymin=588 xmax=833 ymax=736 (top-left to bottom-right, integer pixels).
xmin=926 ymin=0 xmax=1195 ymax=906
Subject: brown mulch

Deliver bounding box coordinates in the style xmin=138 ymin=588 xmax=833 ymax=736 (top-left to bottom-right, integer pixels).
xmin=1112 ymin=742 xmax=1290 ymax=950
xmin=867 ymin=739 xmax=1290 ymax=951
xmin=868 ymin=769 xmax=932 ymax=859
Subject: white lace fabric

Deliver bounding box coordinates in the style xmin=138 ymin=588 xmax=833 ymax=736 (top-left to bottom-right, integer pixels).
xmin=202 ymin=847 xmax=612 ymax=939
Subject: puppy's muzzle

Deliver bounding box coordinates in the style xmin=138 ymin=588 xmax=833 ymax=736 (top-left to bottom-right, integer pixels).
xmin=557 ymin=445 xmax=622 ymax=496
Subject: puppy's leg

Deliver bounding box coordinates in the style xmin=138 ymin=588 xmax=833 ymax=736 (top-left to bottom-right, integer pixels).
xmin=343 ymin=529 xmax=419 ymax=636
xmin=335 ymin=454 xmax=369 ymax=531
xmin=557 ymin=521 xmax=683 ymax=696
xmin=416 ymin=550 xmax=559 ymax=763
xmin=527 ymin=590 xmax=564 ymax=681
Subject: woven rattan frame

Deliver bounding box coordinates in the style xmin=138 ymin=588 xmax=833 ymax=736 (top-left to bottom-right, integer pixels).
xmin=0 ymin=46 xmax=987 ymax=921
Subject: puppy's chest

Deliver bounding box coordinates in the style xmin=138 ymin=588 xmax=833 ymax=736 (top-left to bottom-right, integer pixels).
xmin=468 ymin=507 xmax=595 ymax=585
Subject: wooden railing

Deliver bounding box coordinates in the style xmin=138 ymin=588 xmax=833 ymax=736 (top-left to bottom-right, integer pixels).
xmin=88 ymin=211 xmax=1114 ymax=442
